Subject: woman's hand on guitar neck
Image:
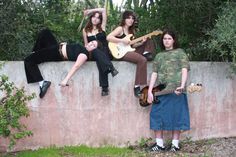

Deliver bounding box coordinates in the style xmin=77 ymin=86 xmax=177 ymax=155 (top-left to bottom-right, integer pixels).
xmin=142 ymin=37 xmax=147 ymax=43
xmin=175 ymin=87 xmax=184 ymax=95
xmin=147 ymin=91 xmax=154 ymax=104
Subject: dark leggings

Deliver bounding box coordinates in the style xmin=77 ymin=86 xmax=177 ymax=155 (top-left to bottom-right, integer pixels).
xmin=24 ymin=29 xmax=62 ymax=83
xmin=121 ymin=52 xmax=147 ymax=85
xmin=90 ymin=48 xmax=114 ymax=88
xmin=120 ymin=39 xmax=155 ymax=85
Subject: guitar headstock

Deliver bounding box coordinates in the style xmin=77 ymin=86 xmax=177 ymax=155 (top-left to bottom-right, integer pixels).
xmin=151 ymin=30 xmax=163 ymax=36
xmin=187 ymin=83 xmax=202 ymax=93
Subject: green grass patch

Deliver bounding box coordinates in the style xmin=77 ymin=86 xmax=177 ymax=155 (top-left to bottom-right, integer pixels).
xmin=2 ymin=145 xmax=146 ymax=157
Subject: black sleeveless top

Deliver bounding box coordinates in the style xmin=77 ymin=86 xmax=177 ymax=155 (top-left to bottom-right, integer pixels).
xmin=87 ymin=31 xmax=108 ymax=48
xmin=115 ymin=27 xmax=127 ymax=39
xmin=116 ymin=33 xmax=126 ymax=39
xmin=66 ymin=43 xmax=88 ymax=61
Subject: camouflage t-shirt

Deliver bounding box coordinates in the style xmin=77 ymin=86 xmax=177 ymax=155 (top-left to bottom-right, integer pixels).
xmin=153 ymin=48 xmax=190 ymax=91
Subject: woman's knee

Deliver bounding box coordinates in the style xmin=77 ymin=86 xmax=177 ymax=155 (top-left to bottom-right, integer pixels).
xmin=78 ymin=53 xmax=88 ymax=61
xmin=39 ymin=28 xmax=53 ymax=36
xmin=139 ymin=56 xmax=147 ymax=64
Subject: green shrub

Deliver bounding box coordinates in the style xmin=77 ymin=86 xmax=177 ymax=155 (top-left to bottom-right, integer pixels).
xmin=203 ymin=2 xmax=236 ymax=73
xmin=0 ymin=63 xmax=35 ymax=149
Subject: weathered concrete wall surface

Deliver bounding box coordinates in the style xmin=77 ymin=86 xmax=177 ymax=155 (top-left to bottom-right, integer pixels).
xmin=0 ymin=61 xmax=235 ymax=151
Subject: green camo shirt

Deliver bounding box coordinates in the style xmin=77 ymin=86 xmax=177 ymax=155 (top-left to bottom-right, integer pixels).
xmin=153 ymin=48 xmax=190 ymax=91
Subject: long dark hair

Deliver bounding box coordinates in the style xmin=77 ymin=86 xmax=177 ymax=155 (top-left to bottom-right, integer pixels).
xmin=84 ymin=11 xmax=103 ymax=33
xmin=160 ymin=29 xmax=179 ymax=50
xmin=119 ymin=10 xmax=137 ymax=34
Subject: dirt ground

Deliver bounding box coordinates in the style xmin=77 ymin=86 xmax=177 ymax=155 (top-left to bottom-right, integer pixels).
xmin=132 ymin=137 xmax=236 ymax=157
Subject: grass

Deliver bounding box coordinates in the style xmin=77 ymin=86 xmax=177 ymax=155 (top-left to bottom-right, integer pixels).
xmin=1 ymin=137 xmax=232 ymax=157
xmin=1 ymin=145 xmax=146 ymax=157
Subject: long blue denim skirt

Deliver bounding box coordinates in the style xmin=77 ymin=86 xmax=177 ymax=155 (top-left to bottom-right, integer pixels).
xmin=150 ymin=93 xmax=190 ymax=131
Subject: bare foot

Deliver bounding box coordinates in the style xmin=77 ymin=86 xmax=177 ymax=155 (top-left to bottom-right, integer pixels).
xmin=59 ymin=82 xmax=69 ymax=87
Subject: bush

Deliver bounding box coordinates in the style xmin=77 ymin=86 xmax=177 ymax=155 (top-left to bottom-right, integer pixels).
xmin=0 ymin=63 xmax=35 ymax=149
xmin=202 ymin=2 xmax=236 ymax=73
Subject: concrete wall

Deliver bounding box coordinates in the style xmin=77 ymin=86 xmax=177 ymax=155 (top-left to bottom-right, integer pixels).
xmin=0 ymin=61 xmax=235 ymax=151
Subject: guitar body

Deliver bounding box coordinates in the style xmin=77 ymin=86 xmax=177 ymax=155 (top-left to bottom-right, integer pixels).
xmin=108 ymin=34 xmax=135 ymax=59
xmin=109 ymin=30 xmax=163 ymax=59
xmin=139 ymin=84 xmax=166 ymax=107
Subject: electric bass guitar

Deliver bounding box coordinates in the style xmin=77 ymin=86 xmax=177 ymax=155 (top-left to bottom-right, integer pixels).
xmin=108 ymin=30 xmax=163 ymax=59
xmin=139 ymin=83 xmax=203 ymax=107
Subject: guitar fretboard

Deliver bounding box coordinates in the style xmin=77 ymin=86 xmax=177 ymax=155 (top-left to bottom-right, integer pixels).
xmin=130 ymin=31 xmax=162 ymax=45
xmin=154 ymin=89 xmax=186 ymax=96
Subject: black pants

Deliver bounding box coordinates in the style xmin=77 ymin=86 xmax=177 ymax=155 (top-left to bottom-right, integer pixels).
xmin=25 ymin=29 xmax=113 ymax=87
xmin=24 ymin=29 xmax=62 ymax=83
xmin=90 ymin=48 xmax=114 ymax=88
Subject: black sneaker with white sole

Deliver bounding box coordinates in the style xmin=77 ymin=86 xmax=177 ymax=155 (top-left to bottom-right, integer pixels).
xmin=39 ymin=81 xmax=51 ymax=98
xmin=147 ymin=143 xmax=165 ymax=152
xmin=134 ymin=86 xmax=141 ymax=98
xmin=168 ymin=144 xmax=180 ymax=152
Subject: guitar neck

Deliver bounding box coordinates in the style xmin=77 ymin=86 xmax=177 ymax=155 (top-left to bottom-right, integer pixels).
xmin=154 ymin=89 xmax=187 ymax=96
xmin=130 ymin=33 xmax=155 ymax=45
xmin=154 ymin=90 xmax=175 ymax=96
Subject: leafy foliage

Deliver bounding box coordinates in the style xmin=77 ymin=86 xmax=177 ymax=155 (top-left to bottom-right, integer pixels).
xmin=202 ymin=2 xmax=236 ymax=73
xmin=0 ymin=0 xmax=235 ymax=63
xmin=0 ymin=63 xmax=35 ymax=149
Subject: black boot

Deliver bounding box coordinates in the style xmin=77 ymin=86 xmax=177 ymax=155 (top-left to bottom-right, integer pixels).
xmin=134 ymin=86 xmax=141 ymax=98
xmin=101 ymin=87 xmax=109 ymax=96
xmin=143 ymin=52 xmax=153 ymax=61
xmin=110 ymin=67 xmax=119 ymax=77
xmin=39 ymin=81 xmax=51 ymax=98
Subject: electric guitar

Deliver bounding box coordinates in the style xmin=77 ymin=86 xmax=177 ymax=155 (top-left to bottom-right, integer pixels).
xmin=139 ymin=83 xmax=203 ymax=107
xmin=108 ymin=30 xmax=163 ymax=59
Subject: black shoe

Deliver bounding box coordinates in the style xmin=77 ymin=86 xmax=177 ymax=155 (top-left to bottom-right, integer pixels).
xmin=168 ymin=144 xmax=180 ymax=152
xmin=39 ymin=81 xmax=51 ymax=98
xmin=111 ymin=68 xmax=119 ymax=77
xmin=147 ymin=143 xmax=165 ymax=152
xmin=101 ymin=87 xmax=109 ymax=96
xmin=134 ymin=86 xmax=141 ymax=98
xmin=143 ymin=52 xmax=153 ymax=61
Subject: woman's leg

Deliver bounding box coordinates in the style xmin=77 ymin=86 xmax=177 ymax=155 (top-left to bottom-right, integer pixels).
xmin=98 ymin=66 xmax=109 ymax=96
xmin=155 ymin=130 xmax=165 ymax=147
xmin=170 ymin=130 xmax=181 ymax=151
xmin=24 ymin=45 xmax=62 ymax=98
xmin=148 ymin=130 xmax=165 ymax=151
xmin=172 ymin=130 xmax=181 ymax=140
xmin=60 ymin=53 xmax=88 ymax=86
xmin=92 ymin=49 xmax=118 ymax=76
xmin=24 ymin=45 xmax=62 ymax=83
xmin=90 ymin=49 xmax=112 ymax=96
xmin=95 ymin=59 xmax=109 ymax=96
xmin=32 ymin=28 xmax=58 ymax=52
xmin=122 ymin=52 xmax=147 ymax=85
xmin=121 ymin=52 xmax=147 ymax=97
xmin=135 ymin=39 xmax=155 ymax=61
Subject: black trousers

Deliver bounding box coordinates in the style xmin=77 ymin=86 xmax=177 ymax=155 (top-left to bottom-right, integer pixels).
xmin=90 ymin=48 xmax=114 ymax=88
xmin=24 ymin=29 xmax=62 ymax=83
xmin=25 ymin=28 xmax=114 ymax=87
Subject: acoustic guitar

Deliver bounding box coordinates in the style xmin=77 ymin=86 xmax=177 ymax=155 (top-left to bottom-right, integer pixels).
xmin=108 ymin=30 xmax=163 ymax=59
xmin=139 ymin=83 xmax=202 ymax=107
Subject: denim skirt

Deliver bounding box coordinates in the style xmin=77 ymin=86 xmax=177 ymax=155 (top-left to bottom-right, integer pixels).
xmin=150 ymin=93 xmax=190 ymax=131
